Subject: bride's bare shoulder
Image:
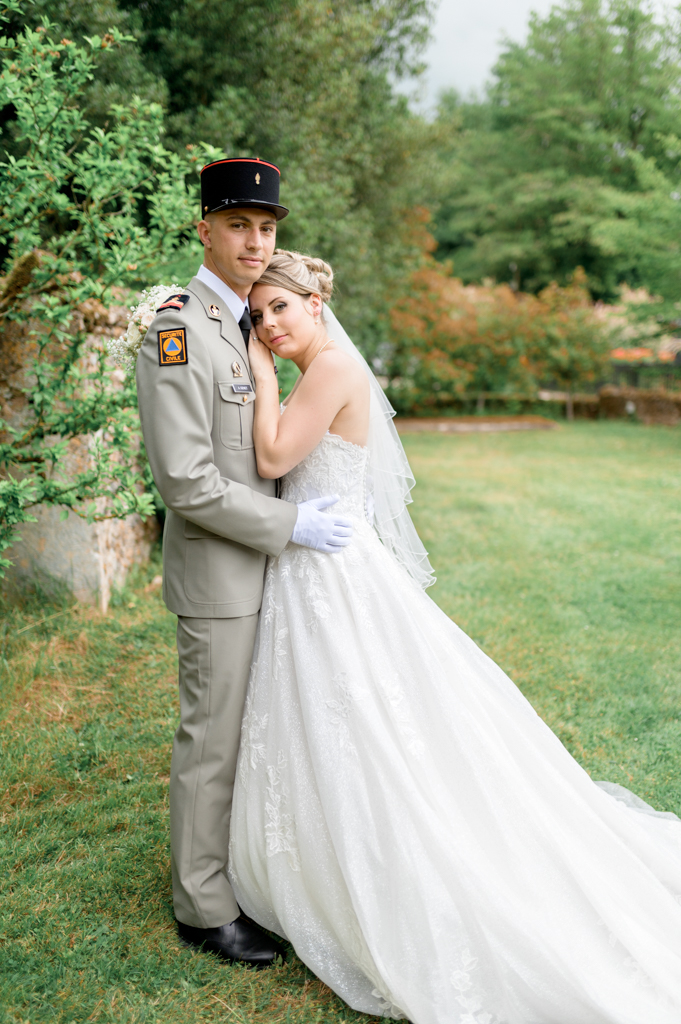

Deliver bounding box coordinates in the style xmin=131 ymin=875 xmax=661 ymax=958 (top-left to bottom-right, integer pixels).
xmin=306 ymin=347 xmax=368 ymax=389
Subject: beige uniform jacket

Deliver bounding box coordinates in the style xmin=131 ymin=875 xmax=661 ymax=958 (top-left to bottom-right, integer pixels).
xmin=136 ymin=275 xmax=298 ymax=618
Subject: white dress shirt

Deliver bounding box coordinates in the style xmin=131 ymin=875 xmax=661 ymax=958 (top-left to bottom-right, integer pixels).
xmin=196 ymin=264 xmax=248 ymax=325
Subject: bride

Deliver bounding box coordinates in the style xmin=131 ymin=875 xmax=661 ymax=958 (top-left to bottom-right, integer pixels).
xmin=229 ymin=249 xmax=681 ymax=1024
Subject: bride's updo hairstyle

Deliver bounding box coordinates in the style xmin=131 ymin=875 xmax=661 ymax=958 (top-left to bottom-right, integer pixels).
xmin=257 ymin=249 xmax=334 ymax=307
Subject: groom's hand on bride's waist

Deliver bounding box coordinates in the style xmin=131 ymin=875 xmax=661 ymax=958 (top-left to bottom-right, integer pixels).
xmin=291 ymin=495 xmax=353 ymax=554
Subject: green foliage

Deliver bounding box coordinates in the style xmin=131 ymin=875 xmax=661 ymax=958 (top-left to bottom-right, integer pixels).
xmin=3 ymin=0 xmax=165 ymax=125
xmin=274 ymin=354 xmax=300 ymax=400
xmin=122 ymin=0 xmax=429 ymax=128
xmin=0 ymin=10 xmax=199 ymax=572
xmin=2 ymin=423 xmax=680 ymax=1020
xmin=411 ymin=423 xmax=681 ymax=812
xmin=0 ymin=557 xmax=389 ymax=1023
xmin=109 ymin=0 xmax=438 ymax=354
xmin=434 ymin=0 xmax=681 ymax=305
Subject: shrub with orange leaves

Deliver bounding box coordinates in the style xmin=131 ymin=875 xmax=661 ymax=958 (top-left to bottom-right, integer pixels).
xmin=386 ymin=260 xmax=610 ymax=414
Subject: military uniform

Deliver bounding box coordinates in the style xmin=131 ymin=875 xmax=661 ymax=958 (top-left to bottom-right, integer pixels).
xmin=137 ymin=271 xmax=297 ymax=928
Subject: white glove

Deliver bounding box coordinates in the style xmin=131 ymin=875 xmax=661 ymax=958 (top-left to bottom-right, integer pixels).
xmin=291 ymin=495 xmax=354 ymax=554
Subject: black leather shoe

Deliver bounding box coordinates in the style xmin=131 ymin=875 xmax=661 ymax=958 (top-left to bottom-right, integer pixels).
xmin=177 ymin=916 xmax=287 ymax=968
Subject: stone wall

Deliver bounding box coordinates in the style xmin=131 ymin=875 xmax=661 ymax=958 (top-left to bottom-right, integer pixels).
xmin=2 ymin=288 xmax=158 ymax=612
xmin=7 ymin=495 xmax=158 ymax=612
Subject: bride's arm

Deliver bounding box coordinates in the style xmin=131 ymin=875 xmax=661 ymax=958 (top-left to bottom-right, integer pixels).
xmin=248 ymin=335 xmax=365 ymax=479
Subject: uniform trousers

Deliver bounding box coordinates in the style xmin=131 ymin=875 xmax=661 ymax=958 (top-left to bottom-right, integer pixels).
xmin=170 ymin=613 xmax=259 ymax=928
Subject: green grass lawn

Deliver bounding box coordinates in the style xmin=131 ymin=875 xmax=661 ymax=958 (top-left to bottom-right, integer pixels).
xmin=410 ymin=421 xmax=681 ymax=811
xmin=1 ymin=421 xmax=680 ymax=1023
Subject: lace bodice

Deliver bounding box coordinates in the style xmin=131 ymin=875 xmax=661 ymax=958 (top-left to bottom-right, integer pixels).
xmin=280 ymin=433 xmax=369 ymax=520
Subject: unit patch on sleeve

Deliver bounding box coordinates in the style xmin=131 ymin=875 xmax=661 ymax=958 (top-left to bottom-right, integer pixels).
xmin=156 ymin=293 xmax=190 ymax=312
xmin=158 ymin=328 xmax=188 ymax=366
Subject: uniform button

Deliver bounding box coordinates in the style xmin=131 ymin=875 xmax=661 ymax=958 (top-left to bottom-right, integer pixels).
xmin=242 ymin=395 xmax=247 ymax=402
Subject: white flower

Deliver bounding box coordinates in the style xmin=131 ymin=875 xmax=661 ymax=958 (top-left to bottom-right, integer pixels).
xmin=107 ymin=282 xmax=180 ymax=374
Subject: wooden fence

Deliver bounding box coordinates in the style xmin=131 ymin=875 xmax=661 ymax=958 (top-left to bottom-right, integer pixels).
xmin=440 ymin=387 xmax=681 ymax=425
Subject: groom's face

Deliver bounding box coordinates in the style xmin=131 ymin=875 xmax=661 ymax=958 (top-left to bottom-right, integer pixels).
xmin=197 ymin=208 xmax=277 ymax=298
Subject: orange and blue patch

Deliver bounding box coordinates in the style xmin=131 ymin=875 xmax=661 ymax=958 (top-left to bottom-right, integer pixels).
xmin=158 ymin=328 xmax=188 ymax=366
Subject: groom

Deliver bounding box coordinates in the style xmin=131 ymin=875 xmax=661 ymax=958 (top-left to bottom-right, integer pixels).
xmin=136 ymin=158 xmax=353 ymax=967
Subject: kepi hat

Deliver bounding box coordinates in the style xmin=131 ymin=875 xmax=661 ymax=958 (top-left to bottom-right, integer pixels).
xmin=200 ymin=158 xmax=289 ymax=221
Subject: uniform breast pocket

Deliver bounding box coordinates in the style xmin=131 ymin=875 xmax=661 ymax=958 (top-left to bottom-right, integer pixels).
xmin=217 ymin=381 xmax=255 ymax=449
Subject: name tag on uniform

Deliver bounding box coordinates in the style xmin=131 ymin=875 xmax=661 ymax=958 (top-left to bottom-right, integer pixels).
xmin=231 ymin=383 xmax=253 ymax=393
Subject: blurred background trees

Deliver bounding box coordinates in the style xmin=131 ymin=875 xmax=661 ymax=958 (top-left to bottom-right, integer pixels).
xmin=3 ymin=0 xmax=681 ymax=453
xmin=386 ymin=262 xmax=611 ymax=414
xmin=9 ymin=0 xmax=438 ymax=352
xmin=8 ymin=0 xmax=681 ymax=342
xmin=433 ymin=0 xmax=681 ymax=305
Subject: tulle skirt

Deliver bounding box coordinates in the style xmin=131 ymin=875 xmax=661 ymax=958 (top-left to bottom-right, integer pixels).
xmin=230 ymin=520 xmax=681 ymax=1024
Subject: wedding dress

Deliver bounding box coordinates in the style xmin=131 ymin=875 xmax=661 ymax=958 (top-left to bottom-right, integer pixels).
xmin=229 ymin=430 xmax=681 ymax=1024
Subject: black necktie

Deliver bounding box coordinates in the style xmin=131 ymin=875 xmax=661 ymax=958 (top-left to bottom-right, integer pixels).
xmin=238 ymin=308 xmax=252 ymax=349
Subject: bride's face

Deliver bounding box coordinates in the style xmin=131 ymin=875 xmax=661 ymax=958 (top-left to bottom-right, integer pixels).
xmin=249 ymin=284 xmax=323 ymax=361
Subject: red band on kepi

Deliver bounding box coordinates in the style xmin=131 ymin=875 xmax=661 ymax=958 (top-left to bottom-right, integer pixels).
xmin=200 ymin=157 xmax=288 ymax=221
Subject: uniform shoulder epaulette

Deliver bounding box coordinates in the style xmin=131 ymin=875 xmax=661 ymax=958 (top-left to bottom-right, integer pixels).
xmin=156 ymin=292 xmax=190 ymax=313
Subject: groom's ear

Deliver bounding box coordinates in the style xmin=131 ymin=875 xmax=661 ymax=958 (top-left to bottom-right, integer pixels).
xmin=197 ymin=219 xmax=211 ymax=248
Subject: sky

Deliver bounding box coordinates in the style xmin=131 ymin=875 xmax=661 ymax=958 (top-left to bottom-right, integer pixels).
xmin=413 ymin=0 xmax=675 ymax=110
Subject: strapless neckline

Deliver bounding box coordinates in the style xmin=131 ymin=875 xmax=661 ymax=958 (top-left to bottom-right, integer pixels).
xmin=325 ymin=431 xmax=368 ymax=454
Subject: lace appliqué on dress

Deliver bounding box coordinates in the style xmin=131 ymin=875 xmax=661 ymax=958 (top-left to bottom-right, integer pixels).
xmin=280 ymin=547 xmax=332 ymax=629
xmin=280 ymin=432 xmax=369 ymax=521
xmin=264 ymin=751 xmax=301 ymax=872
xmin=378 ymin=671 xmax=425 ymax=759
xmin=238 ymin=688 xmax=269 ymax=785
xmin=451 ymin=949 xmax=501 ymax=1024
xmin=326 ymin=671 xmax=364 ymax=755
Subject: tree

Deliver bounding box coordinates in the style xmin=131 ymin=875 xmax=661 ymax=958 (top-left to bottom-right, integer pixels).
xmin=0 ymin=7 xmax=199 ymax=573
xmin=434 ymin=0 xmax=681 ymax=305
xmin=15 ymin=0 xmax=439 ymax=356
xmin=2 ymin=0 xmax=164 ymax=129
xmin=386 ymin=235 xmax=610 ymax=415
xmin=100 ymin=0 xmax=438 ymax=355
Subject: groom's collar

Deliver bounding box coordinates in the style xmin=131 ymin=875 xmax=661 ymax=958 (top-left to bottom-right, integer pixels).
xmin=187 ymin=273 xmax=249 ymax=367
xmin=196 ymin=264 xmax=248 ymax=324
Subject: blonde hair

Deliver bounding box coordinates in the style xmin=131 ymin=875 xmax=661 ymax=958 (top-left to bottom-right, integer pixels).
xmin=257 ymin=249 xmax=334 ymax=303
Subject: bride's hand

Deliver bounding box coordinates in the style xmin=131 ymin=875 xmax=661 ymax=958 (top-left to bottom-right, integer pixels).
xmin=248 ymin=329 xmax=277 ymax=383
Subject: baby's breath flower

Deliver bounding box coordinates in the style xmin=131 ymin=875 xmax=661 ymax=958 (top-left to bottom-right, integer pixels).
xmin=108 ymin=283 xmax=180 ymax=374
